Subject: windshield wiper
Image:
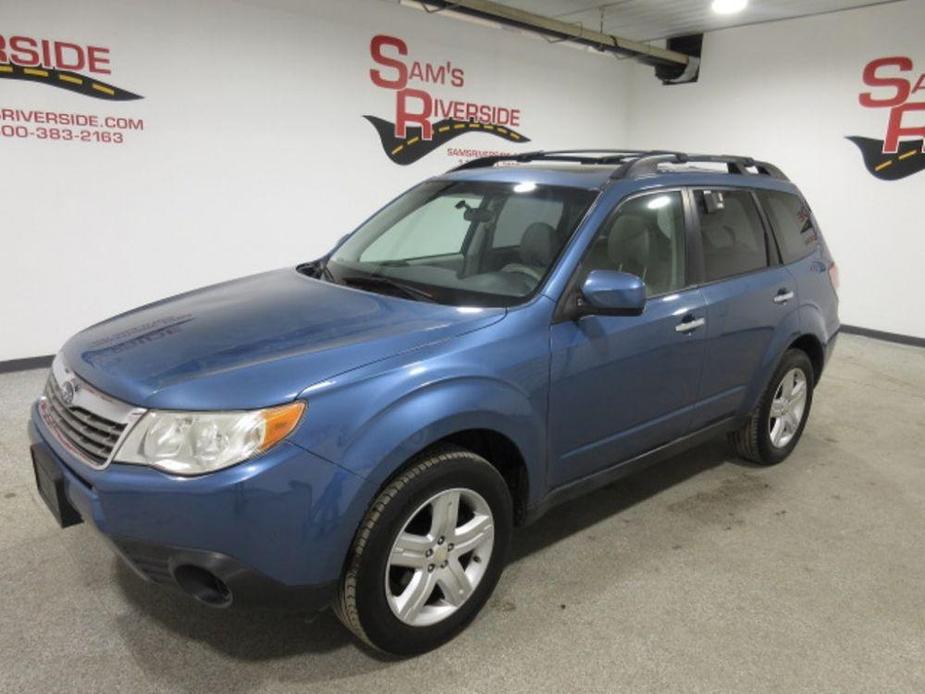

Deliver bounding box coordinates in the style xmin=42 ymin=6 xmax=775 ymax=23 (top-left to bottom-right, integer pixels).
xmin=341 ymin=275 xmax=438 ymax=303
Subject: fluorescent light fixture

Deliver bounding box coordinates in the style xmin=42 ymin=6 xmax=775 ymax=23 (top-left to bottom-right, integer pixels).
xmin=647 ymin=195 xmax=672 ymax=210
xmin=711 ymin=0 xmax=747 ymax=15
xmin=513 ymin=181 xmax=536 ymax=193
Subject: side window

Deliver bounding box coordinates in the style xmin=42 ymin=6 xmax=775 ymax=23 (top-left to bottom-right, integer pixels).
xmin=757 ymin=190 xmax=818 ymax=264
xmin=492 ymin=195 xmax=564 ymax=248
xmin=694 ymin=189 xmax=768 ymax=282
xmin=361 ymin=193 xmax=479 ymax=262
xmin=584 ymin=191 xmax=686 ymax=297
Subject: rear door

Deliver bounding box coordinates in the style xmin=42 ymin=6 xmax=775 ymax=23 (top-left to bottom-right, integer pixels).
xmin=687 ymin=187 xmax=798 ymax=429
xmin=547 ymin=189 xmax=707 ymax=488
xmin=755 ymin=189 xmax=839 ymax=333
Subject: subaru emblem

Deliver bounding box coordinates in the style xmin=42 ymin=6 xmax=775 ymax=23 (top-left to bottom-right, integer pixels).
xmin=60 ymin=380 xmax=76 ymax=407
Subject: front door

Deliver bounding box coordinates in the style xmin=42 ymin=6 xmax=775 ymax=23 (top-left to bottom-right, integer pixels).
xmin=548 ymin=190 xmax=707 ymax=488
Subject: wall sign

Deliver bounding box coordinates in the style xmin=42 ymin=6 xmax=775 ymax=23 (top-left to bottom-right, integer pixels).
xmin=0 ymin=33 xmax=144 ymax=145
xmin=849 ymin=55 xmax=925 ymax=180
xmin=364 ymin=34 xmax=530 ymax=165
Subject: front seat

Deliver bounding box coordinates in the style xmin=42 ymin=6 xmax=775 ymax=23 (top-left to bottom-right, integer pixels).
xmin=608 ymin=215 xmax=651 ymax=280
xmin=501 ymin=222 xmax=558 ymax=283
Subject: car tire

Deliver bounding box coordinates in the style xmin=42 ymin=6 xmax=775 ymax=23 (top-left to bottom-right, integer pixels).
xmin=335 ymin=444 xmax=513 ymax=656
xmin=729 ymin=349 xmax=815 ymax=466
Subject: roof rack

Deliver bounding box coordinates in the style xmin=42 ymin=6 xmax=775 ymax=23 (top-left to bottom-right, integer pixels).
xmin=448 ymin=149 xmax=788 ymax=180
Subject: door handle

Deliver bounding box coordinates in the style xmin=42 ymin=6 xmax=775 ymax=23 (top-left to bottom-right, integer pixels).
xmin=675 ymin=317 xmax=705 ymax=333
xmin=773 ymin=290 xmax=795 ymax=304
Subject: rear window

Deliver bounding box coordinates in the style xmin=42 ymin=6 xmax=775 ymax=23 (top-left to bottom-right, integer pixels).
xmin=694 ymin=189 xmax=769 ymax=282
xmin=758 ymin=190 xmax=819 ymax=264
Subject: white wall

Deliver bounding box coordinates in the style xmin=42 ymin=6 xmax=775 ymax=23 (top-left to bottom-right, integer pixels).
xmin=0 ymin=0 xmax=630 ymax=361
xmin=627 ymin=0 xmax=925 ymax=339
xmin=3 ymin=0 xmax=923 ymax=362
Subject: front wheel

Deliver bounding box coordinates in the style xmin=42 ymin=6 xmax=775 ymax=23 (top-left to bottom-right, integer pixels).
xmin=729 ymin=349 xmax=815 ymax=465
xmin=336 ymin=445 xmax=512 ymax=655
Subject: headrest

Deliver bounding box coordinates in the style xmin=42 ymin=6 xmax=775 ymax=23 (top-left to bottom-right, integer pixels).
xmin=520 ymin=222 xmax=557 ymax=267
xmin=609 ymin=215 xmax=651 ymax=268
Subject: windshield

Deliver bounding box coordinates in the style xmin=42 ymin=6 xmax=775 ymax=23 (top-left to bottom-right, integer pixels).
xmin=326 ymin=180 xmax=598 ymax=307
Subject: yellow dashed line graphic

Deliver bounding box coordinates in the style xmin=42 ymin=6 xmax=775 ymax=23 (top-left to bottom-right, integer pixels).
xmin=364 ymin=115 xmax=531 ymax=166
xmin=0 ymin=62 xmax=142 ymax=100
xmin=848 ymin=135 xmax=925 ymax=181
xmin=875 ymin=147 xmax=924 ymax=171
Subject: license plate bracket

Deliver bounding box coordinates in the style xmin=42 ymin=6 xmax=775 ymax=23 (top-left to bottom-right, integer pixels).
xmin=31 ymin=444 xmax=83 ymax=528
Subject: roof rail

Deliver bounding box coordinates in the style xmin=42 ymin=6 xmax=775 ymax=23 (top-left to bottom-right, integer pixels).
xmin=449 ymin=150 xmax=651 ymax=170
xmin=447 ymin=149 xmax=788 ymax=180
xmin=612 ymin=152 xmax=788 ymax=180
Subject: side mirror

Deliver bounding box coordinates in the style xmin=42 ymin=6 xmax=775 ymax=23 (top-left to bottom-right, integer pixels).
xmin=577 ymin=270 xmax=646 ymax=316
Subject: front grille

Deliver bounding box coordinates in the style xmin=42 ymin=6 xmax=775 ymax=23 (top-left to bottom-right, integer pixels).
xmin=43 ymin=375 xmax=126 ymax=465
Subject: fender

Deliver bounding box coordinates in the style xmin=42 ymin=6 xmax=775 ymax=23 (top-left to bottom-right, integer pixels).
xmin=740 ymin=303 xmax=803 ymax=414
xmin=336 ymin=376 xmax=544 ymax=499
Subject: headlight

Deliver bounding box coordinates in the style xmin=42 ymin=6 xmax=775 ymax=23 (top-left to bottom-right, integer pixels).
xmin=115 ymin=402 xmax=305 ymax=475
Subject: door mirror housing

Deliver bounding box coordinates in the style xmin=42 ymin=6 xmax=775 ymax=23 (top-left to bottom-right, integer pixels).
xmin=577 ymin=270 xmax=646 ymax=316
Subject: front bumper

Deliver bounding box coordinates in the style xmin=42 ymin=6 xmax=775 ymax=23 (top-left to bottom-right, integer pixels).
xmin=29 ymin=404 xmax=372 ymax=610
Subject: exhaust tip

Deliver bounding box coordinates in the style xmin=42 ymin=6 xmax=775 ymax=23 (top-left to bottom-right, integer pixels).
xmin=173 ymin=565 xmax=232 ymax=607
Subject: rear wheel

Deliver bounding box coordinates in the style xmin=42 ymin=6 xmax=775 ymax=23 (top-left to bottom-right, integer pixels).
xmin=729 ymin=349 xmax=815 ymax=465
xmin=336 ymin=445 xmax=512 ymax=655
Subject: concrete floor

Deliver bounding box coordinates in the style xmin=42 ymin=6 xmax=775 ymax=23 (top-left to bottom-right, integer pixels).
xmin=1 ymin=333 xmax=923 ymax=693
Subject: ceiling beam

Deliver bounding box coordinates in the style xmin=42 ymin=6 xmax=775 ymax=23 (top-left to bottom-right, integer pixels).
xmin=413 ymin=0 xmax=690 ymax=66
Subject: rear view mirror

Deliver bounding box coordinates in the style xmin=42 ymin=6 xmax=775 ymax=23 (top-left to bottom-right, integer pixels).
xmin=455 ymin=200 xmax=494 ymax=223
xmin=578 ymin=270 xmax=646 ymax=317
xmin=703 ymin=190 xmax=725 ymax=214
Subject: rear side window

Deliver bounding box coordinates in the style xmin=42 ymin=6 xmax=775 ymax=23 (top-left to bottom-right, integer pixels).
xmin=694 ymin=189 xmax=768 ymax=282
xmin=757 ymin=190 xmax=818 ymax=264
xmin=492 ymin=196 xmax=564 ymax=248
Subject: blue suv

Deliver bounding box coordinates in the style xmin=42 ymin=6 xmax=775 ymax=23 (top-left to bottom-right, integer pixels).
xmin=29 ymin=150 xmax=839 ymax=655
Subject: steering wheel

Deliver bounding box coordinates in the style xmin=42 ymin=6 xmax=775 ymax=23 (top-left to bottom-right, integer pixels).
xmin=500 ymin=263 xmax=543 ymax=283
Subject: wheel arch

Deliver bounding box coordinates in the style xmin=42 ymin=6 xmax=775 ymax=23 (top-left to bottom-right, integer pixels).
xmin=788 ymin=333 xmax=825 ymax=383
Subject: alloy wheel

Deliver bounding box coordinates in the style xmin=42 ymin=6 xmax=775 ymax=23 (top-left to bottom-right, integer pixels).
xmin=385 ymin=488 xmax=494 ymax=627
xmin=768 ymin=367 xmax=808 ymax=448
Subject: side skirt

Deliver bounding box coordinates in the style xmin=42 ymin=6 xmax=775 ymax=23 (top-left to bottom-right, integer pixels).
xmin=523 ymin=417 xmax=740 ymax=525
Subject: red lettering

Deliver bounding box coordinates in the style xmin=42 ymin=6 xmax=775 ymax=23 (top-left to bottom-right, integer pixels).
xmin=370 ymin=34 xmax=407 ymax=89
xmin=9 ymin=36 xmax=40 ymax=66
xmin=0 ymin=35 xmax=6 ymax=62
xmin=87 ymin=46 xmax=110 ymax=74
xmin=450 ymin=67 xmax=464 ymax=88
xmin=409 ymin=61 xmax=424 ymax=81
xmin=860 ymin=56 xmax=912 ymax=108
xmin=395 ymin=88 xmax=432 ymax=139
xmin=883 ymin=101 xmax=925 ymax=153
xmin=424 ymin=63 xmax=446 ymax=84
xmin=41 ymin=39 xmax=52 ymax=67
xmin=914 ymin=73 xmax=925 ymax=95
xmin=54 ymin=42 xmax=85 ymax=71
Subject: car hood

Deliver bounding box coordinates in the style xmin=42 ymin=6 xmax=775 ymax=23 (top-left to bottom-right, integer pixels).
xmin=61 ymin=268 xmax=505 ymax=410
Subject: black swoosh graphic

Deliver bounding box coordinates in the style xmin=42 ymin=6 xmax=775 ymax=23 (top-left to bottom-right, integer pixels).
xmin=847 ymin=136 xmax=925 ymax=181
xmin=0 ymin=63 xmax=142 ymax=101
xmin=364 ymin=115 xmax=530 ymax=165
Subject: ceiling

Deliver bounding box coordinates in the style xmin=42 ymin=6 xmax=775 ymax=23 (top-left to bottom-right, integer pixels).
xmin=488 ymin=0 xmax=902 ymax=41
